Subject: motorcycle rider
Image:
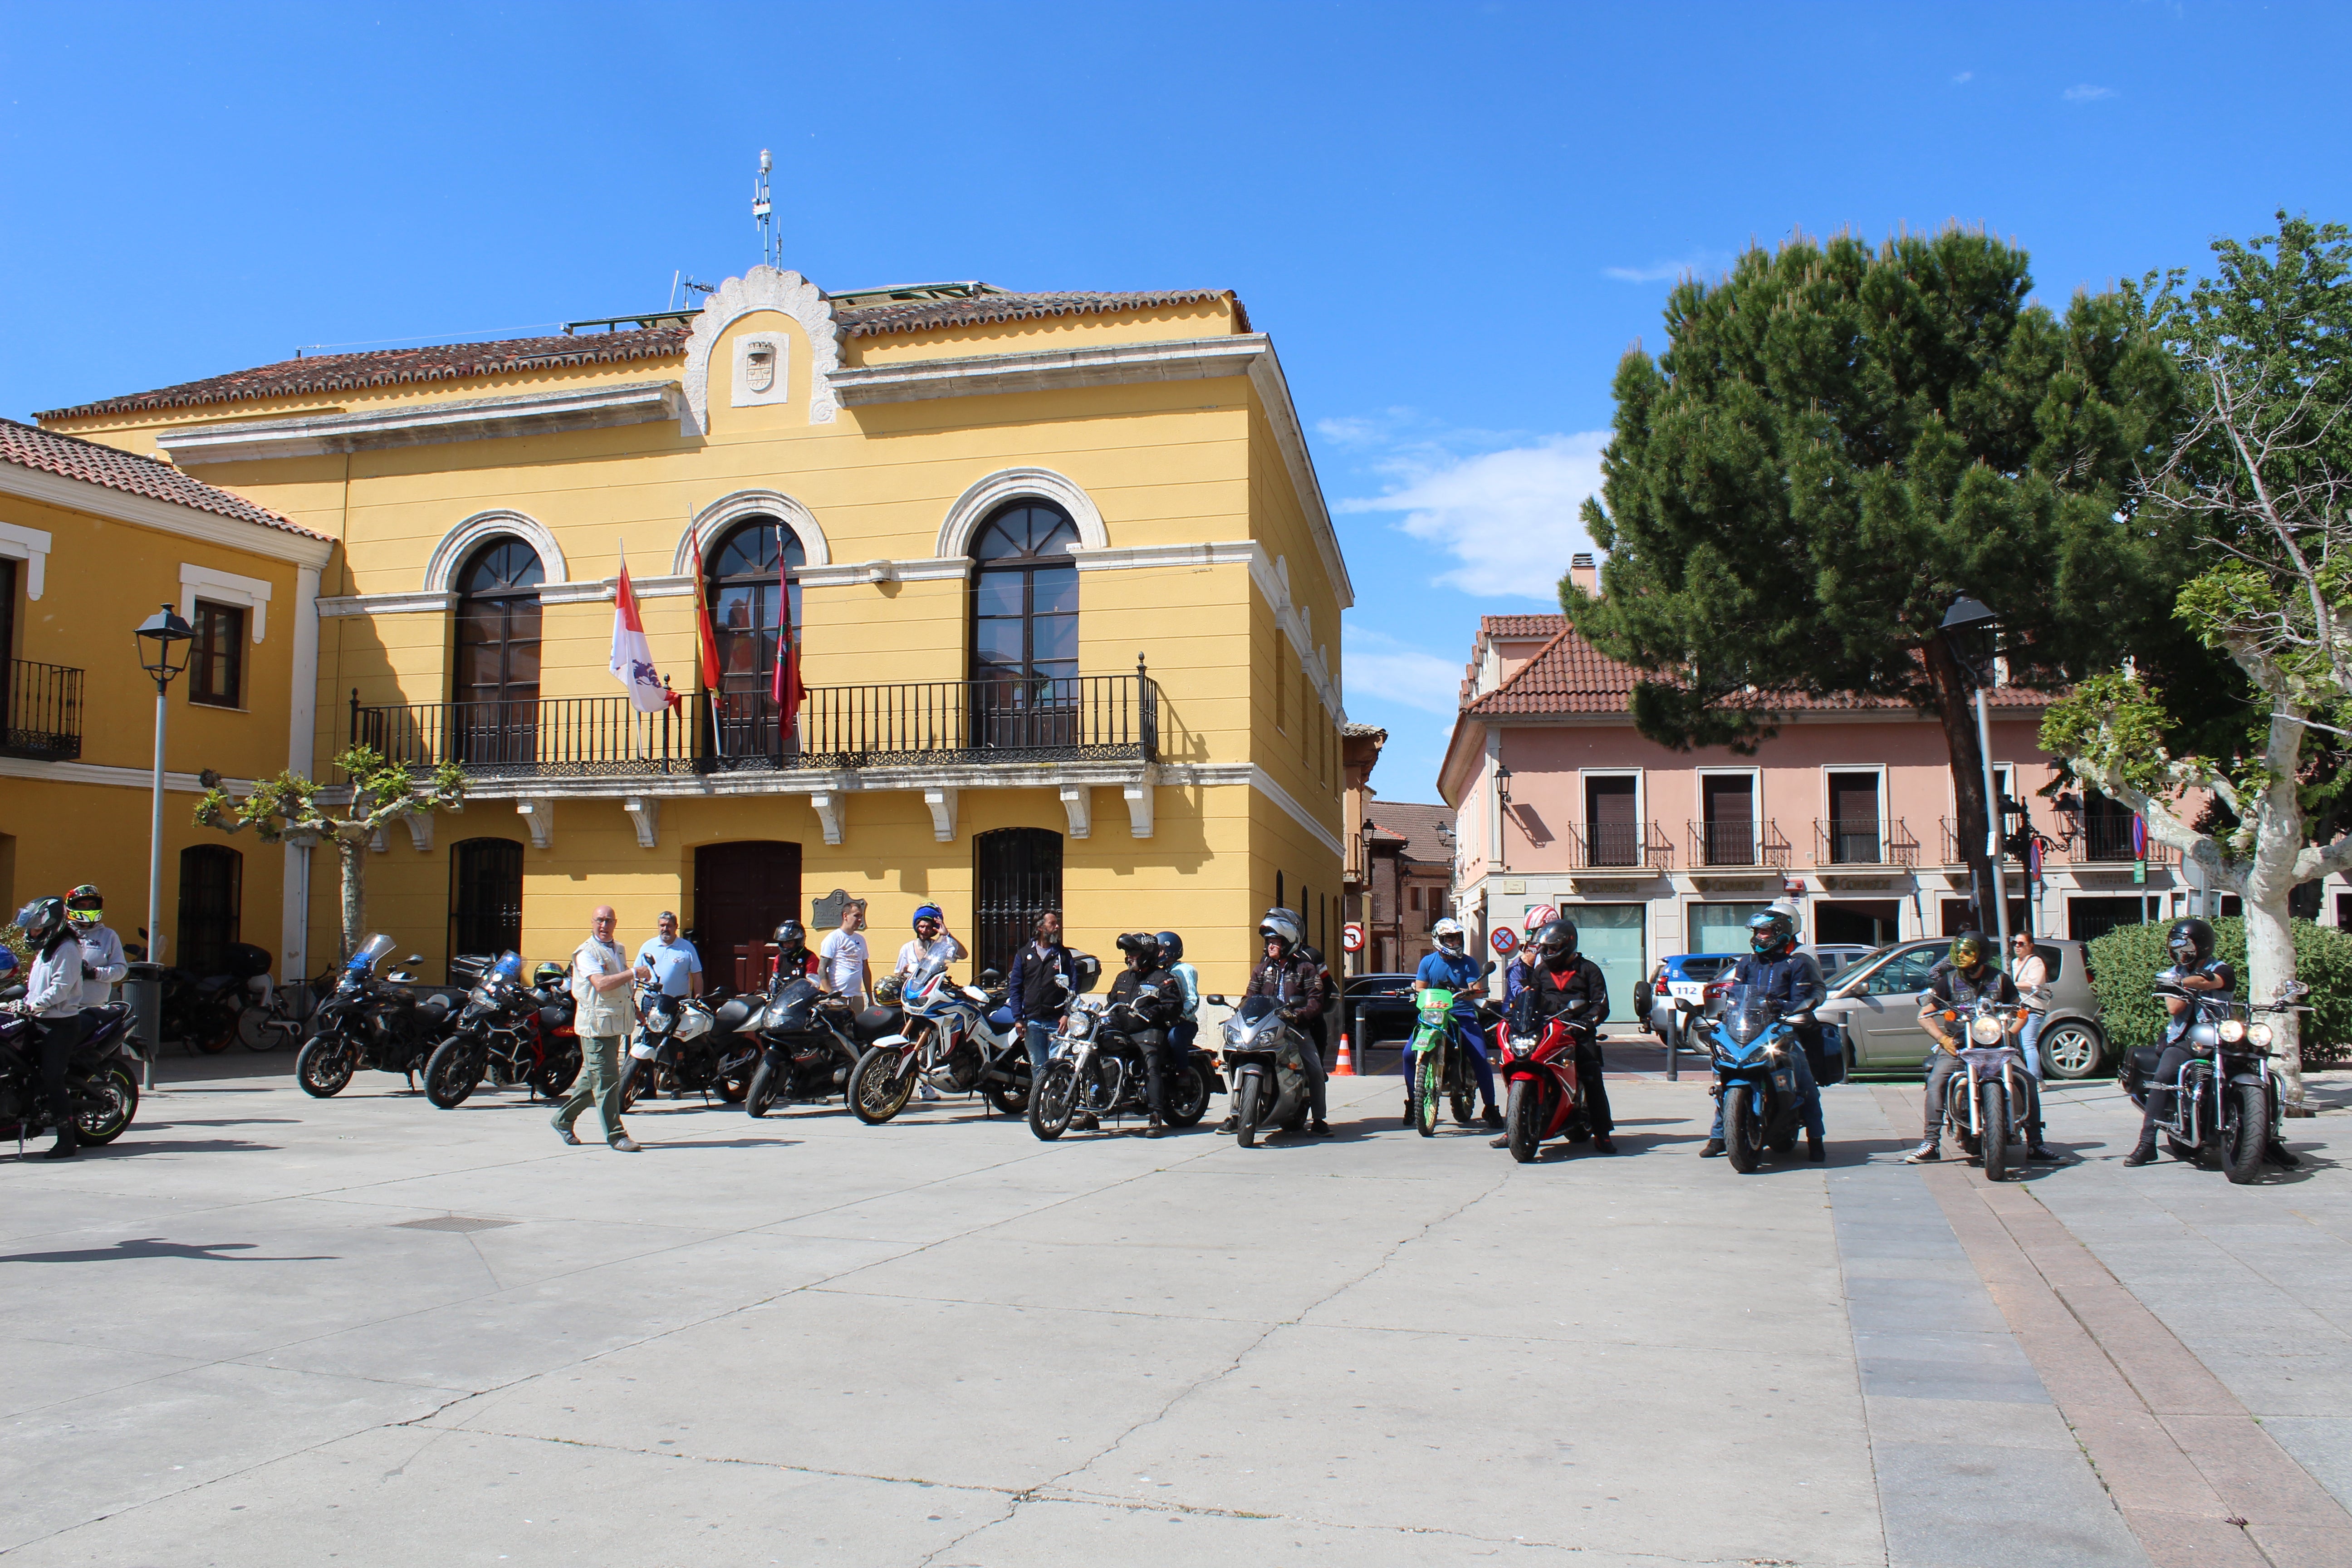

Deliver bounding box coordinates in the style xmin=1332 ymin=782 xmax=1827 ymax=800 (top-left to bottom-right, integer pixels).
xmin=894 ymin=905 xmax=967 ymax=1101
xmin=1699 ymin=910 xmax=1826 ymax=1162
xmin=64 ymin=885 xmax=128 ymax=1018
xmin=1500 ymin=909 xmax=1549 ymax=1008
xmin=1107 ymin=931 xmax=1183 ymax=1138
xmin=769 ymin=918 xmax=820 ymax=984
xmin=1408 ymin=916 xmax=1502 ymax=1130
xmin=1158 ymin=931 xmax=1202 ymax=1054
xmin=2122 ymin=917 xmax=2295 ymax=1168
xmin=1906 ymin=931 xmax=2050 ymax=1163
xmin=1491 ymin=918 xmax=1617 ymax=1154
xmin=1229 ymin=908 xmax=1331 ymax=1137
xmin=15 ymin=897 xmax=88 ymax=1160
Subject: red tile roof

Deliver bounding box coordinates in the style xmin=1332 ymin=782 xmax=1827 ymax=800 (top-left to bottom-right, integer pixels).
xmin=1367 ymin=801 xmax=1456 ymax=864
xmin=1460 ymin=614 xmax=2048 ymax=718
xmin=37 ymin=289 xmax=1250 ymax=421
xmin=0 ymin=416 xmax=327 ymax=540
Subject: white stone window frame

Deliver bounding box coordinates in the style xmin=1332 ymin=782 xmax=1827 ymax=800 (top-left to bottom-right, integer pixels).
xmin=0 ymin=520 xmax=52 ymax=600
xmin=181 ymin=563 xmax=272 ymax=643
xmin=732 ymin=332 xmax=791 ymax=409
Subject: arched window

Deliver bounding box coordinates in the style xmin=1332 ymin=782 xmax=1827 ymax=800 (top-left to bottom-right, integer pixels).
xmin=970 ymin=502 xmax=1078 ymax=747
xmin=706 ymin=520 xmax=806 ymax=760
xmin=176 ymin=844 xmax=242 ymax=972
xmin=455 ymin=538 xmax=544 ymax=765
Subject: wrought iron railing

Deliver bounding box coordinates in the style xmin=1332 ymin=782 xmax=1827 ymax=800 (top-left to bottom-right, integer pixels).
xmin=1938 ymin=818 xmax=2019 ymax=866
xmin=1687 ymin=818 xmax=1790 ymax=869
xmin=2072 ymin=813 xmax=2178 ymax=865
xmin=2 ymin=659 xmax=83 ymax=762
xmin=1812 ymin=817 xmax=1918 ymax=867
xmin=352 ymin=669 xmax=1160 ymax=777
xmin=1568 ymin=821 xmax=1673 ymax=872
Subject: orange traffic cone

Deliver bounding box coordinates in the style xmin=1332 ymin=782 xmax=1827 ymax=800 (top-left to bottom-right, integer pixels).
xmin=1332 ymin=1032 xmax=1356 ymax=1077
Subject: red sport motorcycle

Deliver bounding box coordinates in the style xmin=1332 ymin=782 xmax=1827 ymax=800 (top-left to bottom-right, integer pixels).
xmin=1494 ymin=1003 xmax=1601 ymax=1163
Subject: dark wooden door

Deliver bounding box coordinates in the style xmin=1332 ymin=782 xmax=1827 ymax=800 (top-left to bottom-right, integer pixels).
xmin=974 ymin=828 xmax=1063 ymax=979
xmin=449 ymin=838 xmax=524 ymax=969
xmin=694 ymin=840 xmax=802 ymax=992
xmin=176 ymin=845 xmax=242 ymax=972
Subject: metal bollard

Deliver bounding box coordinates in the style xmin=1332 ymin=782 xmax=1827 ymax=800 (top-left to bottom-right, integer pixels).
xmin=125 ymin=962 xmax=164 ymax=1090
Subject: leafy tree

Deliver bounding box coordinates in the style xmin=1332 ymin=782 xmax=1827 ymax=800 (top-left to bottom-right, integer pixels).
xmin=1569 ymin=226 xmax=2178 ymax=923
xmin=195 ymin=745 xmax=465 ymax=963
xmin=2044 ymin=215 xmax=2352 ymax=1102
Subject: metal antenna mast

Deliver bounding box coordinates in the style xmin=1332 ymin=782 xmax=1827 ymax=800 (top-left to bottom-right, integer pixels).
xmin=753 ymin=149 xmax=779 ymax=269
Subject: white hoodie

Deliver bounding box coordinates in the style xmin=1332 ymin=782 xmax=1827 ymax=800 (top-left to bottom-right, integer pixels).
xmin=26 ymin=933 xmax=86 ymax=1020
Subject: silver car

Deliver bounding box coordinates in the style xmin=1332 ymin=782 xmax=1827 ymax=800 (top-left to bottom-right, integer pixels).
xmin=1815 ymin=937 xmax=2108 ymax=1078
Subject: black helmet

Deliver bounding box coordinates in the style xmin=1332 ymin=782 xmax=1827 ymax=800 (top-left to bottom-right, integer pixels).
xmin=1948 ymin=931 xmax=1990 ymax=970
xmin=1533 ymin=919 xmax=1578 ymax=964
xmin=14 ymin=897 xmax=67 ymax=947
xmin=773 ymin=919 xmax=807 ymax=952
xmin=2166 ymin=917 xmax=2215 ymax=967
xmin=1748 ymin=909 xmax=1796 ymax=956
xmin=1116 ymin=931 xmax=1162 ymax=968
xmin=1155 ymin=931 xmax=1184 ymax=963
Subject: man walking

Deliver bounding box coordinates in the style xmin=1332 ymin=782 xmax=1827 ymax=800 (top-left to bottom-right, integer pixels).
xmin=818 ymin=901 xmax=872 ymax=1008
xmin=554 ymin=906 xmax=646 ymax=1152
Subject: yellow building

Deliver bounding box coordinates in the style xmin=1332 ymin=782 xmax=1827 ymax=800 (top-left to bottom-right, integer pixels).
xmin=0 ymin=418 xmax=336 ymax=970
xmin=34 ymin=271 xmax=1350 ymax=992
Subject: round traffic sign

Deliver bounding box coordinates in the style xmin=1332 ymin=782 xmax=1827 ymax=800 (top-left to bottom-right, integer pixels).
xmin=1491 ymin=927 xmax=1519 ymax=955
xmin=1341 ymin=921 xmax=1365 ymax=954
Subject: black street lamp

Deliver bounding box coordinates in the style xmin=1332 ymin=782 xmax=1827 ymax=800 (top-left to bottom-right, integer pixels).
xmin=133 ymin=605 xmax=194 ymax=1088
xmin=1493 ymin=763 xmax=1513 ymax=875
xmin=1939 ymin=595 xmax=2012 ymax=953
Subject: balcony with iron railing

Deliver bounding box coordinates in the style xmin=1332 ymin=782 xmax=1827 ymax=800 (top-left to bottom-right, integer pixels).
xmin=351 ymin=669 xmax=1161 ymax=781
xmin=1567 ymin=820 xmax=1675 ymax=873
xmin=1939 ymin=818 xmax=2023 ymax=867
xmin=1686 ymin=818 xmax=1791 ymax=870
xmin=2 ymin=659 xmax=83 ymax=763
xmin=2070 ymin=811 xmax=2180 ymax=866
xmin=1809 ymin=817 xmax=1920 ymax=868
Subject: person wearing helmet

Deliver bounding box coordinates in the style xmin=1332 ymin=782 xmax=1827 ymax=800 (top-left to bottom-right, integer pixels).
xmin=1494 ymin=919 xmax=1617 ymax=1153
xmin=2122 ymin=917 xmax=2295 ymax=1167
xmin=1700 ymin=910 xmax=1827 ymax=1161
xmin=769 ymin=919 xmax=820 ymax=983
xmin=1158 ymin=931 xmax=1203 ymax=1054
xmin=64 ymin=885 xmax=127 ymax=1014
xmin=893 ymin=904 xmax=968 ymax=1101
xmin=1231 ymin=907 xmax=1330 ymax=1135
xmin=1110 ymin=931 xmax=1183 ymax=1137
xmin=15 ymin=897 xmax=89 ymax=1159
xmin=1905 ymin=931 xmax=2047 ymax=1164
xmin=1501 ymin=908 xmax=1549 ymax=1009
xmin=1411 ymin=916 xmax=1502 ymax=1129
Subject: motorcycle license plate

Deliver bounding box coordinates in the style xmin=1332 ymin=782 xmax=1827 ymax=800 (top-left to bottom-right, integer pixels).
xmin=1772 ymin=1069 xmax=1796 ymax=1096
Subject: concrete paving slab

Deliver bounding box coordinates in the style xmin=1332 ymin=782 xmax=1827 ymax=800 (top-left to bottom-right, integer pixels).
xmin=1871 ymin=1439 xmax=2150 ymax=1568
xmin=2263 ymin=1416 xmax=2352 ymax=1511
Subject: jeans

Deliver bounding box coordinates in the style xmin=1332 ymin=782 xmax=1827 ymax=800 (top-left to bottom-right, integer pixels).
xmin=555 ymin=1033 xmax=627 ymax=1142
xmin=1294 ymin=1029 xmax=1328 ymax=1120
xmin=2017 ymin=1013 xmax=2048 ymax=1078
xmin=1412 ymin=1013 xmax=1497 ymax=1107
xmin=1023 ymin=1020 xmax=1060 ymax=1077
xmin=1711 ymin=1044 xmax=1821 ymax=1141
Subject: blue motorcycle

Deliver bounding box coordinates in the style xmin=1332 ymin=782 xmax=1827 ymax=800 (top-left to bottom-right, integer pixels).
xmin=1690 ymin=988 xmax=1812 ymax=1173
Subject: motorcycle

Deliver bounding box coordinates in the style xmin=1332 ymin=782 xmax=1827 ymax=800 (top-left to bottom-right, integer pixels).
xmin=1205 ymin=992 xmax=1310 ymax=1148
xmin=1686 ymin=989 xmax=1808 ymax=1173
xmin=742 ymin=975 xmax=891 ymax=1118
xmin=0 ymin=988 xmax=140 ymax=1148
xmin=1926 ymin=995 xmax=2036 ymax=1181
xmin=1496 ymin=997 xmax=1602 ymax=1163
xmin=1406 ymin=977 xmax=1497 ymax=1137
xmin=2123 ymin=980 xmax=2303 ymax=1185
xmin=619 ymin=986 xmax=752 ymax=1110
xmin=849 ymin=960 xmax=1029 ymax=1124
xmin=293 ymin=935 xmax=456 ymax=1098
xmin=422 ymin=953 xmax=583 ymax=1109
xmin=1029 ymin=975 xmax=1212 ymax=1140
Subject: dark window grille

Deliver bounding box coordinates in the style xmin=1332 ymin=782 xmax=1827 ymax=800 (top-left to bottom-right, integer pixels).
xmin=2080 ymin=794 xmax=2139 ymax=861
xmin=454 ymin=539 xmax=544 ymax=767
xmin=448 ymin=838 xmax=524 ymax=965
xmin=975 ymin=828 xmax=1062 ymax=980
xmin=176 ymin=844 xmax=242 ymax=972
xmin=188 ymin=600 xmax=245 ymax=707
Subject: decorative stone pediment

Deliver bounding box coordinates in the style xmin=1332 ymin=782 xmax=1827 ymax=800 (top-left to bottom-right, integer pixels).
xmin=681 ymin=268 xmax=842 ymax=432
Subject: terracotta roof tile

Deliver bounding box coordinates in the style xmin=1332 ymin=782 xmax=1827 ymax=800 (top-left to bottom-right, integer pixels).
xmin=1367 ymin=801 xmax=1456 ymax=863
xmin=838 ymin=288 xmax=1245 ymax=339
xmin=0 ymin=416 xmax=326 ymax=540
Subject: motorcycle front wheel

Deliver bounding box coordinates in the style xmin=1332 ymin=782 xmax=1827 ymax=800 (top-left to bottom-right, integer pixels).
xmin=1235 ymin=1073 xmax=1263 ymax=1149
xmin=76 ymin=1063 xmax=139 ymax=1144
xmin=1504 ymin=1078 xmax=1541 ymax=1164
xmin=745 ymin=1058 xmax=779 ymax=1118
xmin=423 ymin=1038 xmax=483 ymax=1110
xmin=295 ymin=1035 xmax=356 ymax=1098
xmin=1979 ymin=1081 xmax=2011 ymax=1181
xmin=1414 ymin=1052 xmax=1441 ymax=1137
xmin=1725 ymin=1088 xmax=1765 ymax=1173
xmin=850 ymin=1048 xmax=916 ymax=1125
xmin=2223 ymin=1081 xmax=2268 ymax=1185
xmin=1029 ymin=1059 xmax=1078 ymax=1141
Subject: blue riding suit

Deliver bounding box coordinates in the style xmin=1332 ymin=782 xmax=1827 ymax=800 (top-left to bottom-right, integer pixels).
xmin=1414 ymin=947 xmax=1496 ymax=1107
xmin=1708 ymin=947 xmax=1827 ymax=1142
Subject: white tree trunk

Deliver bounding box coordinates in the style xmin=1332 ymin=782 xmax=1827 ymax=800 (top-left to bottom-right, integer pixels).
xmin=2245 ymin=720 xmax=2312 ymax=1107
xmin=336 ymin=836 xmax=366 ymax=962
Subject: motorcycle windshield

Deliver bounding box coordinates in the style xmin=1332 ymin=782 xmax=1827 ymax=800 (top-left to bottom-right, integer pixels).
xmin=490 ymin=951 xmax=523 ymax=982
xmin=764 ymin=976 xmax=821 ymax=1032
xmin=1721 ymin=988 xmax=1779 ymax=1047
xmin=347 ymin=934 xmax=395 ymax=973
xmin=1235 ymin=995 xmax=1278 ymax=1024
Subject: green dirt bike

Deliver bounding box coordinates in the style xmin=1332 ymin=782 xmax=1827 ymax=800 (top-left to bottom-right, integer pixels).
xmin=1406 ymin=988 xmax=1482 ymax=1137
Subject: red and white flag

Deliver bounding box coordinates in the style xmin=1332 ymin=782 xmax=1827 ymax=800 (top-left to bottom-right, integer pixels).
xmin=610 ymin=553 xmax=671 ymax=715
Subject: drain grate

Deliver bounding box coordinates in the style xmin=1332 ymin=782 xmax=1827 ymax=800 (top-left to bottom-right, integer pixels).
xmin=393 ymin=1216 xmax=518 ymax=1233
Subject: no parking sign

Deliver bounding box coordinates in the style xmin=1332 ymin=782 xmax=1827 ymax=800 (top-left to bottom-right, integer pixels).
xmin=1490 ymin=927 xmax=1518 ymax=955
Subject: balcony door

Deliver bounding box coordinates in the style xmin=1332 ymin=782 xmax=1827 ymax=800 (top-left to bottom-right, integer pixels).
xmin=1828 ymin=771 xmax=1881 ymax=864
xmin=1700 ymin=774 xmax=1754 ymax=865
xmin=974 ymin=827 xmax=1062 ymax=979
xmin=0 ymin=556 xmax=13 ymax=742
xmin=1584 ymin=775 xmax=1638 ymax=866
xmin=693 ymin=840 xmax=801 ymax=990
xmin=970 ymin=503 xmax=1079 ymax=750
xmin=455 ymin=539 xmax=544 ymax=768
xmin=2082 ymin=789 xmax=2136 ymax=861
xmin=706 ymin=521 xmax=804 ymax=763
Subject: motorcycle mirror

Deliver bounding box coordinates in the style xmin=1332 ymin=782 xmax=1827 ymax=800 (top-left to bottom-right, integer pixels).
xmin=1205 ymin=994 xmax=1227 ymax=1007
xmin=405 ymin=954 xmax=424 ymax=965
xmin=1483 ymin=960 xmax=1496 ymax=975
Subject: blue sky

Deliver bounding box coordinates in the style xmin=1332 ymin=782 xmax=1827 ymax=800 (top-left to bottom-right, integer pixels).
xmin=6 ymin=1 xmax=2350 ymax=801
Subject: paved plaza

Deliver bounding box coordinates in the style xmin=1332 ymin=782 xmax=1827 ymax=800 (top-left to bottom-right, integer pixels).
xmin=4 ymin=1047 xmax=2349 ymax=1568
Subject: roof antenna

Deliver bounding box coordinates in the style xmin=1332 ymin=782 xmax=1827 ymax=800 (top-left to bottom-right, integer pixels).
xmin=753 ymin=149 xmax=779 ymax=270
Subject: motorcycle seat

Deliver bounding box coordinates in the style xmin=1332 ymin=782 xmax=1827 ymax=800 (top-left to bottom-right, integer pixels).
xmin=853 ymin=1007 xmax=899 ymax=1041
xmin=714 ymin=996 xmax=760 ymax=1033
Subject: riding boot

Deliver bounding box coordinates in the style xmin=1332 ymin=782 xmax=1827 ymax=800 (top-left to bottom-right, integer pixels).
xmin=1145 ymin=1114 xmax=1167 ymax=1139
xmin=1482 ymin=1105 xmax=1504 ymax=1130
xmin=2267 ymin=1139 xmax=2302 ymax=1168
xmin=44 ymin=1122 xmax=78 ymax=1160
xmin=1806 ymin=1133 xmax=1824 ymax=1163
xmin=2122 ymin=1123 xmax=2160 ymax=1166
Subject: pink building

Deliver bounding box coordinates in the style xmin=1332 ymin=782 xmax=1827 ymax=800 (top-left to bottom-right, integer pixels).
xmin=1436 ymin=611 xmax=2205 ymax=1024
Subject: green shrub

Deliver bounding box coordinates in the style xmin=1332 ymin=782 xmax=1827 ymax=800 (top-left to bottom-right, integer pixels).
xmin=2085 ymin=916 xmax=2352 ymax=1069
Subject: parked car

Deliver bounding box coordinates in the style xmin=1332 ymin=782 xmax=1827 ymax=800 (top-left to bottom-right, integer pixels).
xmin=1343 ymin=973 xmax=1421 ymax=1049
xmin=1801 ymin=944 xmax=1873 ymax=982
xmin=1646 ymin=953 xmax=1743 ymax=1050
xmin=1816 ymin=937 xmax=2106 ymax=1078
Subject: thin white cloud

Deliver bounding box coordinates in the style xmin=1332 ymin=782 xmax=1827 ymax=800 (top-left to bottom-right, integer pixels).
xmin=2063 ymin=83 xmax=2116 ymax=101
xmin=1601 ymin=250 xmax=1730 ymax=284
xmin=1342 ymin=627 xmax=1465 ymax=715
xmin=1952 ymin=70 xmax=1973 ymax=84
xmin=1338 ymin=433 xmax=1608 ymax=600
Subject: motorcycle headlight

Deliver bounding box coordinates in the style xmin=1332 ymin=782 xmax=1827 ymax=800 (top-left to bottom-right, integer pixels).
xmin=1968 ymin=1017 xmax=2002 ymax=1044
xmin=2218 ymin=1019 xmax=2248 ymax=1044
xmin=2249 ymin=1023 xmax=2274 ymax=1047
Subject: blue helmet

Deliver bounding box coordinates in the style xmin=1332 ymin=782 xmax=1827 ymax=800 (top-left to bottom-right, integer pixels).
xmin=1155 ymin=931 xmax=1183 ymax=963
xmin=913 ymin=904 xmax=944 ymax=930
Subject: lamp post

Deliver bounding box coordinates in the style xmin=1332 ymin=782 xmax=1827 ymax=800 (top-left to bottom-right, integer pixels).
xmin=134 ymin=605 xmax=194 ymax=1089
xmin=1939 ymin=596 xmax=2011 ymax=956
xmin=1493 ymin=764 xmax=1513 ymax=874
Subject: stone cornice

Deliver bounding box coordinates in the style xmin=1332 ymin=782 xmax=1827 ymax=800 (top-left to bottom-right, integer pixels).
xmin=157 ymin=382 xmax=682 ymax=465
xmin=0 ymin=462 xmax=337 ymax=570
xmin=318 ymin=590 xmax=456 ymax=617
xmin=0 ymin=756 xmax=255 ymax=794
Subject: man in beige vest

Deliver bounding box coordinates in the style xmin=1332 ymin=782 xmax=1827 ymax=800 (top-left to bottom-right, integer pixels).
xmin=554 ymin=906 xmax=648 ymax=1152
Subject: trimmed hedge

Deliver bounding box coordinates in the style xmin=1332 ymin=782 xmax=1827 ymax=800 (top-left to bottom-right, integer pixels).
xmin=2085 ymin=916 xmax=2352 ymax=1070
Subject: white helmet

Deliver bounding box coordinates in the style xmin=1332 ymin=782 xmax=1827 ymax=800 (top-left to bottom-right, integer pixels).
xmin=1431 ymin=916 xmax=1465 ymax=954
xmin=1258 ymin=907 xmax=1304 ymax=950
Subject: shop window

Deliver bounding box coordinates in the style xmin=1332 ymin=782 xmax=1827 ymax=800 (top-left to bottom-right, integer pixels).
xmin=187 ymin=600 xmax=245 ymax=708
xmin=176 ymin=844 xmax=242 ymax=973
